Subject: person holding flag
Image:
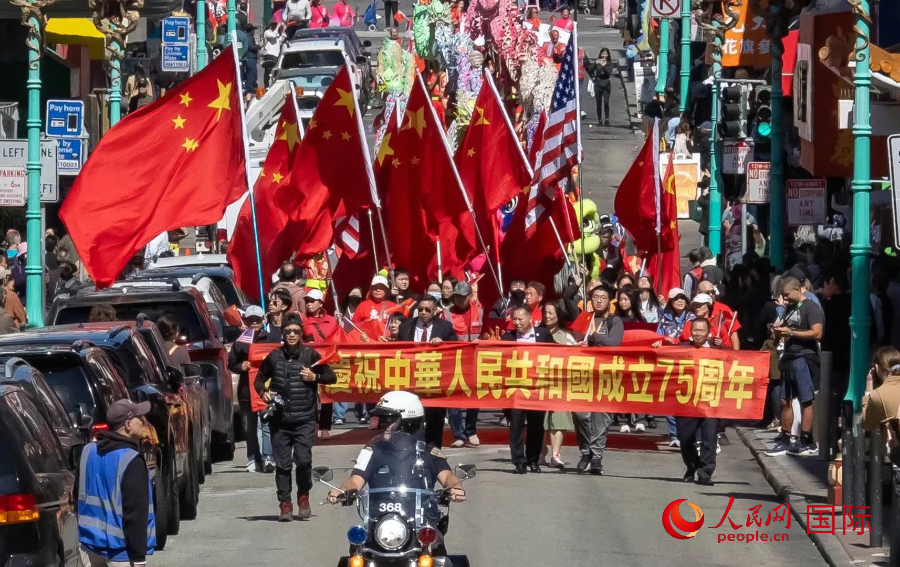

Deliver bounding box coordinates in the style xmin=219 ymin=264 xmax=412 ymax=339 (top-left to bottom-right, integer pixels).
xmin=228 ymin=305 xmax=276 ymax=474
xmin=354 ymin=275 xmax=398 ymax=324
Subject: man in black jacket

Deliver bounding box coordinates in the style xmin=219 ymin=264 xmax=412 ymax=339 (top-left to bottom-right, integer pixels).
xmin=228 ymin=305 xmax=274 ymax=473
xmin=398 ymin=295 xmax=458 ymax=448
xmin=255 ymin=312 xmax=337 ymax=522
xmin=502 ymin=306 xmax=555 ymax=474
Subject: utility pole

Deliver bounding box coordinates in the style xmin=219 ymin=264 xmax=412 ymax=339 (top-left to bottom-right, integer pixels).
xmin=679 ymin=0 xmax=691 ymax=111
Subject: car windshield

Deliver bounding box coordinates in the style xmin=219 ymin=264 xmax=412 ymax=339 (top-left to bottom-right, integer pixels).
xmin=31 ymin=358 xmax=96 ymax=415
xmin=55 ymin=301 xmax=208 ymax=341
xmin=280 ymin=50 xmax=344 ymax=69
xmin=290 ymin=71 xmax=337 ymax=90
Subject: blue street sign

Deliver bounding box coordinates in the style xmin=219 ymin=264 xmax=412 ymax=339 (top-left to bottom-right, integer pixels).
xmin=56 ymin=138 xmax=85 ymax=175
xmin=45 ymin=99 xmax=84 ymax=139
xmin=162 ymin=16 xmax=190 ymax=44
xmin=162 ymin=44 xmax=190 ymax=72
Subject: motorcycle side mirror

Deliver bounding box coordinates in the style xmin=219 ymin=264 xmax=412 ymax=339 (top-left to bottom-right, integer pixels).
xmin=312 ymin=466 xmax=334 ymax=482
xmin=455 ymin=464 xmax=476 ymax=479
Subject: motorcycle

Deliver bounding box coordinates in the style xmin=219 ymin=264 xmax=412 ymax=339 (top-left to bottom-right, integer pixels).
xmin=313 ymin=463 xmax=476 ymax=567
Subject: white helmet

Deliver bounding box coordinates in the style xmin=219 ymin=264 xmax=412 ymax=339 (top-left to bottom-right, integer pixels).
xmin=371 ymin=391 xmax=425 ymax=420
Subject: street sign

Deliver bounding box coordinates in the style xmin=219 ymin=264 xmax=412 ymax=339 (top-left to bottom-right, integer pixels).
xmin=45 ymin=99 xmax=84 ymax=138
xmin=162 ymin=44 xmax=190 ymax=72
xmin=651 ymin=0 xmax=681 ymax=18
xmin=888 ymin=135 xmax=900 ymax=244
xmin=745 ymin=161 xmax=771 ymax=204
xmin=162 ymin=16 xmax=190 ymax=44
xmin=56 ymin=138 xmax=86 ymax=175
xmin=0 ymin=139 xmax=58 ymax=206
xmin=723 ymin=140 xmax=753 ymax=174
xmin=786 ymin=179 xmax=827 ymax=225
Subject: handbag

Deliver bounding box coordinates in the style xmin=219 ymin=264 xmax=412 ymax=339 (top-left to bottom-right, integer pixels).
xmin=587 ymin=79 xmax=595 ymax=98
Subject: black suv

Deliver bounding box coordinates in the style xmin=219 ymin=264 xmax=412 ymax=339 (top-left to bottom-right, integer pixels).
xmin=47 ymin=284 xmax=237 ymax=460
xmin=0 ymin=356 xmax=86 ymax=458
xmin=0 ymin=326 xmax=192 ymax=549
xmin=0 ymin=384 xmax=80 ymax=566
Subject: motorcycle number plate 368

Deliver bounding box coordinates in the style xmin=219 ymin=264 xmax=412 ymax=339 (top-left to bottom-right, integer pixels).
xmin=378 ymin=502 xmax=404 ymax=513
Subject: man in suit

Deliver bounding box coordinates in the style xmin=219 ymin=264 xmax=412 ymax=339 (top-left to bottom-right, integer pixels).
xmin=502 ymin=306 xmax=555 ymax=474
xmin=398 ymin=295 xmax=458 ymax=448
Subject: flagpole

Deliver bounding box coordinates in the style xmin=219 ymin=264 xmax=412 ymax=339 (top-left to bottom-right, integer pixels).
xmin=549 ymin=217 xmax=574 ymax=271
xmin=572 ymin=23 xmax=587 ymax=294
xmin=346 ymin=57 xmax=394 ymax=278
xmin=414 ymin=72 xmax=503 ymax=300
xmin=436 ymin=241 xmax=443 ymax=283
xmin=367 ymin=208 xmax=380 ymax=274
xmin=651 ymin=117 xmax=663 ymax=294
xmin=325 ymin=245 xmax=343 ymax=315
xmin=231 ymin=33 xmax=267 ymax=309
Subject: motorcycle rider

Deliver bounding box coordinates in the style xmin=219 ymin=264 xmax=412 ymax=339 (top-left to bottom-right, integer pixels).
xmin=327 ymin=391 xmax=467 ymax=509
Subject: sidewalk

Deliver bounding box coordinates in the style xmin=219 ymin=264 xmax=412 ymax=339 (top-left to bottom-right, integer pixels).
xmin=738 ymin=427 xmax=892 ymax=567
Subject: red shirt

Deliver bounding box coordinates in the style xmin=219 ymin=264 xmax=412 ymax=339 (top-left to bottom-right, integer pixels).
xmin=711 ymin=301 xmax=742 ymax=335
xmin=679 ymin=318 xmax=732 ymax=348
xmin=332 ymin=1 xmax=355 ymax=26
xmin=527 ymin=17 xmax=542 ymax=29
xmin=303 ymin=313 xmax=338 ymax=342
xmin=353 ymin=298 xmax=398 ymax=323
xmin=309 ymin=4 xmax=329 ymax=27
xmin=554 ymin=17 xmax=574 ymax=31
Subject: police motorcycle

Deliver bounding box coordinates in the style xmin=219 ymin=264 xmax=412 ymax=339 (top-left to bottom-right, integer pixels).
xmin=313 ymin=392 xmax=475 ymax=567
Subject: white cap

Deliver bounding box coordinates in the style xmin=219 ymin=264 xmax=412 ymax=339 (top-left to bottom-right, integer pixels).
xmin=668 ymin=287 xmax=687 ymax=300
xmin=305 ymin=289 xmax=324 ymax=302
xmin=244 ymin=305 xmax=265 ymax=318
xmin=371 ymin=275 xmax=390 ymax=288
xmin=691 ymin=293 xmax=713 ymax=306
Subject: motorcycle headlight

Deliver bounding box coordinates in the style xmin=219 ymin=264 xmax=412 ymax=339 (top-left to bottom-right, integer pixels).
xmin=374 ymin=515 xmax=409 ymax=550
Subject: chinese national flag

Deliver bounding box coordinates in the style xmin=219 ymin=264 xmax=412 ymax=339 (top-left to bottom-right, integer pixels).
xmin=613 ymin=127 xmax=658 ymax=254
xmin=646 ymin=156 xmax=681 ymax=295
xmin=454 ymin=74 xmax=532 ymax=266
xmin=279 ymin=65 xmax=378 ymax=258
xmin=227 ymin=99 xmax=304 ymax=302
xmin=61 ymin=47 xmax=247 ymax=288
xmin=376 ymin=74 xmax=468 ymax=285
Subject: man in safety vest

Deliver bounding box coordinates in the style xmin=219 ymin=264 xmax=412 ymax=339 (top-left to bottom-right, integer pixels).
xmin=78 ymin=399 xmax=155 ymax=566
xmin=444 ymin=281 xmax=483 ymax=448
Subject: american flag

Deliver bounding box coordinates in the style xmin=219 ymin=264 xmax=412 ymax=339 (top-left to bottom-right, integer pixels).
xmin=235 ymin=329 xmax=255 ymax=344
xmin=333 ymin=213 xmax=361 ymax=257
xmin=524 ymin=32 xmax=582 ymax=235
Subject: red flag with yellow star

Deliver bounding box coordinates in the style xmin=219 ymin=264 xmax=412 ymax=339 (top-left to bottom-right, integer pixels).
xmin=375 ymin=74 xmax=469 ymax=285
xmin=645 ymin=154 xmax=681 ymax=295
xmin=61 ymin=46 xmax=247 ymax=288
xmin=227 ymin=97 xmax=304 ymax=302
xmin=279 ymin=65 xmax=378 ymax=257
xmin=454 ymin=73 xmax=533 ymax=267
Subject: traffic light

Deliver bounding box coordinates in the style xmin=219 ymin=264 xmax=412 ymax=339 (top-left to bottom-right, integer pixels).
xmin=752 ymin=86 xmax=772 ymax=139
xmin=718 ymin=85 xmax=747 ymax=139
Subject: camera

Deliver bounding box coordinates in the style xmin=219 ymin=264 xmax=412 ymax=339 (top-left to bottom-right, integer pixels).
xmin=260 ymin=394 xmax=284 ymax=423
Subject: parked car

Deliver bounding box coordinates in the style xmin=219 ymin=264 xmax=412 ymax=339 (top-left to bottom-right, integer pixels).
xmin=127 ymin=315 xmax=213 ymax=484
xmin=116 ymin=276 xmax=232 ymax=333
xmin=0 ymin=356 xmax=86 ymax=458
xmin=273 ymin=38 xmax=371 ymax=112
xmin=47 ymin=284 xmax=238 ymax=461
xmin=0 ymin=326 xmax=194 ymax=548
xmin=0 ymin=384 xmax=80 ymax=566
xmin=130 ymin=263 xmax=249 ymax=309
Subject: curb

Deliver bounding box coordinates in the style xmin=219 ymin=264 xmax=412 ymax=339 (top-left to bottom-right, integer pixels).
xmin=735 ymin=427 xmax=856 ymax=567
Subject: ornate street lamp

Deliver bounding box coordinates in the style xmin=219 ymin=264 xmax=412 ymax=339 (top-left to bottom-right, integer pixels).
xmin=91 ymin=0 xmax=143 ymax=126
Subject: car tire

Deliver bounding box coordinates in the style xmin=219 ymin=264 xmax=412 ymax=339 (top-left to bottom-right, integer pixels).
xmin=154 ymin=465 xmax=169 ymax=550
xmin=212 ymin=424 xmax=235 ymax=462
xmin=180 ymin=449 xmax=199 ymax=520
xmin=166 ymin=451 xmax=181 ymax=536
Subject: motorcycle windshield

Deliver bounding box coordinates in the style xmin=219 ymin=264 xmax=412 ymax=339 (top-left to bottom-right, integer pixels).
xmin=359 ymin=488 xmax=440 ymax=528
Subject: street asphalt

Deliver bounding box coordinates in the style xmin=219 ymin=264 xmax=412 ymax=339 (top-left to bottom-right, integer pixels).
xmin=159 ymin=418 xmax=826 ymax=566
xmin=156 ymin=20 xmax=822 ymax=567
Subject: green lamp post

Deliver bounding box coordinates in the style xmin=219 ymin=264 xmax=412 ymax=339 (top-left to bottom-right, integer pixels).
xmin=91 ymin=0 xmax=143 ymax=126
xmin=11 ymin=0 xmax=56 ymax=328
xmin=227 ymin=0 xmax=235 ymax=40
xmin=846 ymin=0 xmax=872 ymax=412
xmin=679 ymin=0 xmax=691 ymax=111
xmin=655 ymin=19 xmax=670 ymax=95
xmin=197 ymin=0 xmax=207 ymax=70
xmin=708 ymin=15 xmax=723 ymax=255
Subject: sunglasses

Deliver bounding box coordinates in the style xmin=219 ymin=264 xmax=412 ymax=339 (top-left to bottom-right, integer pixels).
xmin=284 ymin=328 xmax=302 ymax=336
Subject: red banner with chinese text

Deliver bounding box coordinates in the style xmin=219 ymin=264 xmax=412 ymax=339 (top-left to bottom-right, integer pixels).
xmin=248 ymin=342 xmax=770 ymax=419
